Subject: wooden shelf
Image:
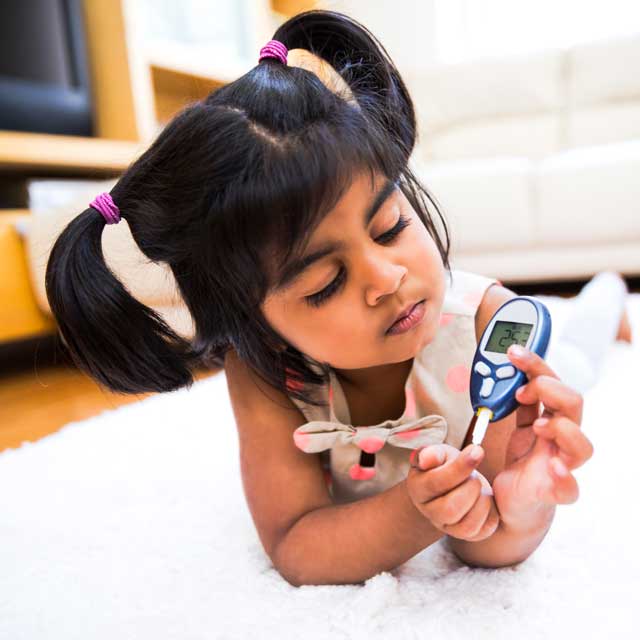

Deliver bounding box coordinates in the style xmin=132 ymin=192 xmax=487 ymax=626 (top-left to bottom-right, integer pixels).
xmin=0 ymin=1 xmax=312 ymax=176
xmin=0 ymin=131 xmax=146 ymax=176
xmin=0 ymin=0 xmax=300 ymax=347
xmin=0 ymin=209 xmax=30 ymax=226
xmin=147 ymin=44 xmax=249 ymax=126
xmin=147 ymin=44 xmax=249 ymax=86
xmin=271 ymin=0 xmax=316 ymax=16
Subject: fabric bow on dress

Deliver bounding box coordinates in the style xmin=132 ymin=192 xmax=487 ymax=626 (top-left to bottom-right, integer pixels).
xmin=293 ymin=413 xmax=448 ymax=480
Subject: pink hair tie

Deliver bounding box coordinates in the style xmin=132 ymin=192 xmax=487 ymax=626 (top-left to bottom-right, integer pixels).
xmin=258 ymin=39 xmax=288 ymax=65
xmin=90 ymin=192 xmax=121 ymax=225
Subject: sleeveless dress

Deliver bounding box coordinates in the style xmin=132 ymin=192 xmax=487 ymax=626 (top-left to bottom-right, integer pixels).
xmin=287 ymin=269 xmax=500 ymax=505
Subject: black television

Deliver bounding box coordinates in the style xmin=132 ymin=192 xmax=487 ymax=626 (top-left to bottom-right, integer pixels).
xmin=0 ymin=0 xmax=94 ymax=137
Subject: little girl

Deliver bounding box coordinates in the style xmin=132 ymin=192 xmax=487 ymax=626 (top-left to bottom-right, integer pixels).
xmin=44 ymin=10 xmax=630 ymax=586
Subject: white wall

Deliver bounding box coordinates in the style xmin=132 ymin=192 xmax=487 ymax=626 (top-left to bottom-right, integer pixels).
xmin=319 ymin=0 xmax=439 ymax=75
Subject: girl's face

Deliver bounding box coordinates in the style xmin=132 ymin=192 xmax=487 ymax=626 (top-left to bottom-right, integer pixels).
xmin=262 ymin=171 xmax=447 ymax=372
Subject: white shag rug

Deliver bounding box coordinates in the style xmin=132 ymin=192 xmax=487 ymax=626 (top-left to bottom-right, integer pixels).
xmin=2 ymin=295 xmax=640 ymax=640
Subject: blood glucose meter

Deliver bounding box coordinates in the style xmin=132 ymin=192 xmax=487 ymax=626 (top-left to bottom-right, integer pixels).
xmin=469 ymin=296 xmax=552 ymax=444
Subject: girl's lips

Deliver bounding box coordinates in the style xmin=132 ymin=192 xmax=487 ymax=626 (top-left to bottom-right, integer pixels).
xmin=386 ymin=300 xmax=427 ymax=335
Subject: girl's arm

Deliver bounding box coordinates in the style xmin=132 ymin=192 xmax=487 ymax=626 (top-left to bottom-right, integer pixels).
xmin=273 ymin=478 xmax=447 ymax=586
xmin=225 ymin=348 xmax=446 ymax=587
xmin=445 ymin=502 xmax=556 ymax=568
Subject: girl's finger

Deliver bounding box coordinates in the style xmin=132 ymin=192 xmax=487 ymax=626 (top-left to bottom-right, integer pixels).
xmin=441 ymin=490 xmax=495 ymax=539
xmin=543 ymin=457 xmax=580 ymax=504
xmin=515 ymin=398 xmax=543 ymax=429
xmin=515 ymin=375 xmax=583 ymax=424
xmin=507 ymin=345 xmax=560 ymax=381
xmin=411 ymin=444 xmax=447 ymax=470
xmin=532 ymin=416 xmax=594 ymax=469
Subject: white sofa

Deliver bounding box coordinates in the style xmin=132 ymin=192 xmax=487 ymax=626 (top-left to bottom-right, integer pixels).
xmin=18 ymin=31 xmax=640 ymax=340
xmin=405 ymin=31 xmax=640 ymax=282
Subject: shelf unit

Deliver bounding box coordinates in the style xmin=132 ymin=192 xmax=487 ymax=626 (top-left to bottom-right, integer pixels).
xmin=0 ymin=0 xmax=316 ymax=344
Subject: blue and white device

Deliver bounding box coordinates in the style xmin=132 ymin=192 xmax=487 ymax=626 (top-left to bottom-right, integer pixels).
xmin=469 ymin=296 xmax=552 ymax=444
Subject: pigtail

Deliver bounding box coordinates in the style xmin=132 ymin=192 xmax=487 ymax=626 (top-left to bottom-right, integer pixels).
xmin=273 ymin=9 xmax=416 ymax=161
xmin=45 ymin=200 xmax=201 ymax=395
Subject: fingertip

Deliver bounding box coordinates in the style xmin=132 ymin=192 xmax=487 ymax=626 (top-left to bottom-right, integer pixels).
xmin=508 ymin=344 xmax=527 ymax=359
xmin=433 ymin=447 xmax=446 ymax=466
xmin=481 ymin=483 xmax=494 ymax=496
xmin=466 ymin=444 xmax=484 ymax=464
xmin=533 ymin=425 xmax=553 ymax=439
xmin=550 ymin=457 xmax=569 ymax=477
xmin=418 ymin=445 xmax=446 ymax=470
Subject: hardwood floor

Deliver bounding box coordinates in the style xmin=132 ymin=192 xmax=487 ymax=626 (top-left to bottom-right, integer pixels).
xmin=0 ymin=334 xmax=221 ymax=452
xmin=1 ymin=276 xmax=638 ymax=453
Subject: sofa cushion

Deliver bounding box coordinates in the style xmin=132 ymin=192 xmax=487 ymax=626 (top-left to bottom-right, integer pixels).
xmin=568 ymin=33 xmax=640 ymax=107
xmin=566 ymin=33 xmax=640 ymax=148
xmin=0 ymin=218 xmax=56 ymax=342
xmin=567 ymin=102 xmax=640 ymax=149
xmin=408 ymin=49 xmax=565 ymax=132
xmin=453 ymin=241 xmax=640 ymax=283
xmin=535 ymin=140 xmax=640 ymax=245
xmin=407 ymin=48 xmax=565 ymax=160
xmin=418 ymin=113 xmax=560 ymax=161
xmin=414 ymin=156 xmax=536 ymax=254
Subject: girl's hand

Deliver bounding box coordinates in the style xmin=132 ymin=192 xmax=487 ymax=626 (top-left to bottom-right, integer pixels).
xmin=492 ymin=345 xmax=594 ymax=531
xmin=406 ymin=443 xmax=500 ymax=541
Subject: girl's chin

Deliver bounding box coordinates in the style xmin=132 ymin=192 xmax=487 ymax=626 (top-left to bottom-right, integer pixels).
xmin=391 ymin=302 xmax=438 ymax=347
xmin=413 ymin=310 xmax=441 ymax=353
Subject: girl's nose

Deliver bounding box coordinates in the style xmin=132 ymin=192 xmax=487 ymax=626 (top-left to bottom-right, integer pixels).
xmin=364 ymin=259 xmax=408 ymax=306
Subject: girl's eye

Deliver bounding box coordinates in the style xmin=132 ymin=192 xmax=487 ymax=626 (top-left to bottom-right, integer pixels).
xmin=304 ymin=214 xmax=412 ymax=308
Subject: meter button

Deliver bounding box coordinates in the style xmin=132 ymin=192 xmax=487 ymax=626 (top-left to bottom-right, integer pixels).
xmin=496 ymin=365 xmax=516 ymax=379
xmin=480 ymin=377 xmax=495 ymax=398
xmin=474 ymin=361 xmax=491 ymax=377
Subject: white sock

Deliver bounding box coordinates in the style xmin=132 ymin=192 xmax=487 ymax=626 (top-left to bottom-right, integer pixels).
xmin=546 ymin=271 xmax=627 ymax=393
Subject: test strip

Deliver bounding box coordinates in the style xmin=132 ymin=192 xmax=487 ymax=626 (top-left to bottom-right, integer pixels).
xmin=472 ymin=407 xmax=493 ymax=445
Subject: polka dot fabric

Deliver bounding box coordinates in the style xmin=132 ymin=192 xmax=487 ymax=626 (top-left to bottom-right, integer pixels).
xmin=287 ymin=269 xmax=500 ymax=505
xmin=445 ymin=364 xmax=471 ymax=393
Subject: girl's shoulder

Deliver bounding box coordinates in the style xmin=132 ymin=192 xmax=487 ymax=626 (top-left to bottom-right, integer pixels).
xmin=442 ymin=269 xmax=502 ymax=319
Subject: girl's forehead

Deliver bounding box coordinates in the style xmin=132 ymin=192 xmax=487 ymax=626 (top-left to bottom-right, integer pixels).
xmin=311 ymin=171 xmax=382 ymax=225
xmin=266 ymin=171 xmax=397 ymax=295
xmin=315 ymin=172 xmax=393 ymax=236
xmin=258 ymin=160 xmax=393 ymax=288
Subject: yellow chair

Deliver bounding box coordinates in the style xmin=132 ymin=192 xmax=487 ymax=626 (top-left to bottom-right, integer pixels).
xmin=0 ymin=213 xmax=56 ymax=343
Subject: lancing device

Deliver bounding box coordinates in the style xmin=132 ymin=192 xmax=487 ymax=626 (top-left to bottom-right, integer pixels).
xmin=470 ymin=296 xmax=552 ymax=445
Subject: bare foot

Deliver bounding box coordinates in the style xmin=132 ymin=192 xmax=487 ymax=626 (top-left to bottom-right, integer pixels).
xmin=616 ymin=306 xmax=633 ymax=343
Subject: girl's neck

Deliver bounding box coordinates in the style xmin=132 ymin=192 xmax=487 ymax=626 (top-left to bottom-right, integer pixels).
xmin=333 ymin=357 xmax=413 ymax=396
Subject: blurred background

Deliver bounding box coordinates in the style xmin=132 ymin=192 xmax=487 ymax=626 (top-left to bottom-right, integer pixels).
xmin=1 ymin=0 xmax=639 ymax=449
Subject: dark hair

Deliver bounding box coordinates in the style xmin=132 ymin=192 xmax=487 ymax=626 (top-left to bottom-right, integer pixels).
xmin=45 ymin=9 xmax=451 ymax=407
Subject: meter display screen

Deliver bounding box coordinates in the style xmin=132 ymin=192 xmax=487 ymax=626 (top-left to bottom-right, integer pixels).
xmin=485 ymin=321 xmax=533 ymax=353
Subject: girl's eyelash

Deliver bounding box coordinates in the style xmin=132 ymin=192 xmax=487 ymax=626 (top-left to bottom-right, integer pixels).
xmin=304 ymin=214 xmax=412 ymax=308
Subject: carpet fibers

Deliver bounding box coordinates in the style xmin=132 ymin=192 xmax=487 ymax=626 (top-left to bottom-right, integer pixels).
xmin=1 ymin=295 xmax=639 ymax=639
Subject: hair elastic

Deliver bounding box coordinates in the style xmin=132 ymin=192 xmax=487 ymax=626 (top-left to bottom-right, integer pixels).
xmin=90 ymin=192 xmax=121 ymax=225
xmin=258 ymin=39 xmax=288 ymax=65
